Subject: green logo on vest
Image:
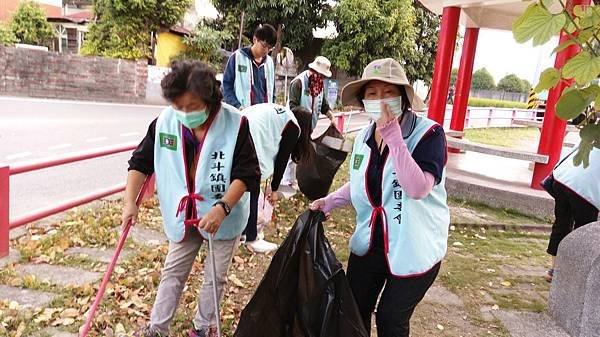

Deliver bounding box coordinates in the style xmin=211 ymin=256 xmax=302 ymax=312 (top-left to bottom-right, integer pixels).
xmin=353 ymin=154 xmax=364 ymax=170
xmin=238 ymin=65 xmax=247 ymax=73
xmin=159 ymin=133 xmax=177 ymax=151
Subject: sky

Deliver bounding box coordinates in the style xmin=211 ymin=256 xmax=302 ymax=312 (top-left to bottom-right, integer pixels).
xmin=458 ymin=27 xmax=559 ymax=86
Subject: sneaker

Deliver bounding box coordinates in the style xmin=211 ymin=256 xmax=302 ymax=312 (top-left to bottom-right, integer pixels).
xmin=134 ymin=325 xmax=167 ymax=337
xmin=544 ymin=268 xmax=554 ymax=283
xmin=188 ymin=327 xmax=206 ymax=337
xmin=189 ymin=326 xmax=217 ymax=337
xmin=246 ymin=238 xmax=278 ymax=254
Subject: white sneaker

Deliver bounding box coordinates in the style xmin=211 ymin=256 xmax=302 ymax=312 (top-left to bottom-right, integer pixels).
xmin=246 ymin=239 xmax=278 ymax=254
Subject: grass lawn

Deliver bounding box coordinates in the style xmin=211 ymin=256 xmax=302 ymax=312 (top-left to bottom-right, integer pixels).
xmin=464 ymin=127 xmax=539 ymax=149
xmin=1 ymin=158 xmax=554 ymax=337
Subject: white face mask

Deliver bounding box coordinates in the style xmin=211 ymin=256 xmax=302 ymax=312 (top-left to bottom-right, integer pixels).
xmin=362 ymin=97 xmax=403 ymax=120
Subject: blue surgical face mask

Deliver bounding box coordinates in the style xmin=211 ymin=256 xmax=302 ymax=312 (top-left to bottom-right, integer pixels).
xmin=174 ymin=107 xmax=208 ymax=129
xmin=362 ymin=97 xmax=403 ymax=120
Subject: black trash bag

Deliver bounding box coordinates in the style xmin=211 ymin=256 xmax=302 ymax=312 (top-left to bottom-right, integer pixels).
xmin=297 ymin=125 xmax=348 ymax=200
xmin=234 ymin=210 xmax=368 ymax=337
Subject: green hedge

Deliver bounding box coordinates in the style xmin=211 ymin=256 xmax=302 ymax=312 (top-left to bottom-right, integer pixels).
xmin=467 ymin=97 xmax=528 ymax=109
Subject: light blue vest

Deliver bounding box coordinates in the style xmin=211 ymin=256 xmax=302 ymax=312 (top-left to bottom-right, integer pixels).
xmin=241 ymin=103 xmax=299 ymax=181
xmin=554 ymin=147 xmax=600 ymax=210
xmin=234 ymin=50 xmax=275 ymax=109
xmin=349 ymin=116 xmax=450 ymax=276
xmin=154 ymin=104 xmax=250 ymax=242
xmin=290 ymin=70 xmax=324 ymax=129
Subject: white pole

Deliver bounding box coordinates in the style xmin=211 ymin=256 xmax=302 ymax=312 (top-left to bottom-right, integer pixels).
xmin=284 ymin=73 xmax=288 ymax=104
xmin=208 ymin=235 xmax=222 ymax=337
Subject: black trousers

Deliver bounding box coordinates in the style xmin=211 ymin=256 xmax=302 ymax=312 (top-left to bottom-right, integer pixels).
xmin=242 ymin=190 xmax=259 ymax=241
xmin=347 ymin=246 xmax=440 ymax=337
xmin=547 ymin=181 xmax=599 ymax=256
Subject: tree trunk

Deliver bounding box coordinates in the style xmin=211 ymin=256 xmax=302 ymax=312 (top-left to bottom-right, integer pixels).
xmin=273 ymin=23 xmax=283 ymax=62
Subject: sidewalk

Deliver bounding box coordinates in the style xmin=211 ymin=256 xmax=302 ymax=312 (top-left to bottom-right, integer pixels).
xmin=0 ymin=192 xmax=565 ymax=336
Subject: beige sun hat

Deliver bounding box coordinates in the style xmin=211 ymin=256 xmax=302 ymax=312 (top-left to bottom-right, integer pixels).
xmin=308 ymin=56 xmax=332 ymax=78
xmin=341 ymin=58 xmax=426 ymax=111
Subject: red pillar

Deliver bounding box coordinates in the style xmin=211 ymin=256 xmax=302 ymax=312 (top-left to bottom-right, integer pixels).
xmin=531 ymin=0 xmax=590 ymax=189
xmin=449 ymin=27 xmax=479 ymax=152
xmin=428 ymin=6 xmax=461 ymax=125
xmin=0 ymin=165 xmax=9 ymax=258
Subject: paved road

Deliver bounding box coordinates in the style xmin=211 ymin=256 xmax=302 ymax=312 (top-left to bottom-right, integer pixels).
xmin=0 ymin=97 xmax=162 ymax=219
xmin=0 ymin=96 xmax=370 ymax=220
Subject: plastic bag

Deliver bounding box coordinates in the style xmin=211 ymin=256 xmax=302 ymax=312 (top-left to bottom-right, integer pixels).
xmin=257 ymin=191 xmax=274 ymax=234
xmin=234 ymin=211 xmax=368 ymax=337
xmin=296 ymin=125 xmax=349 ymax=200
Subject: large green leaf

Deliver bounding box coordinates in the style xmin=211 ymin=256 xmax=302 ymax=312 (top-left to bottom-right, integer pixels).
xmin=555 ymin=88 xmax=595 ymax=120
xmin=513 ymin=4 xmax=567 ymax=46
xmin=580 ymin=123 xmax=600 ymax=142
xmin=535 ymin=68 xmax=561 ymax=92
xmin=573 ymin=141 xmax=593 ymax=168
xmin=562 ymin=51 xmax=600 ymax=85
xmin=553 ymin=38 xmax=577 ymax=54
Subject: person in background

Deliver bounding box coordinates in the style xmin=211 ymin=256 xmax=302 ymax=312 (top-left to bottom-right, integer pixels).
xmin=240 ymin=103 xmax=314 ymax=253
xmin=542 ymin=147 xmax=599 ymax=282
xmin=223 ymin=24 xmax=277 ymax=110
xmin=447 ymin=85 xmax=455 ymax=104
xmin=310 ymin=58 xmax=449 ymax=337
xmin=125 ymin=61 xmax=260 ymax=337
xmin=282 ymin=56 xmax=335 ymax=187
xmin=288 ymin=56 xmax=336 ymax=129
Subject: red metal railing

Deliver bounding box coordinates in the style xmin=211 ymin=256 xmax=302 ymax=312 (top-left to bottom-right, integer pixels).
xmin=0 ymin=143 xmax=154 ymax=258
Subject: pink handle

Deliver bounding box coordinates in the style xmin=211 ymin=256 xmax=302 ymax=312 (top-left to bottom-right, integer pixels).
xmin=79 ymin=175 xmax=153 ymax=336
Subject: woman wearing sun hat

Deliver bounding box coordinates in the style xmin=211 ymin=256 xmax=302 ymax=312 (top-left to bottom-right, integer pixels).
xmin=310 ymin=58 xmax=449 ymax=337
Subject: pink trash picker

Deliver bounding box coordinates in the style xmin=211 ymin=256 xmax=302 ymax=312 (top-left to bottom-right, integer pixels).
xmin=79 ymin=175 xmax=153 ymax=337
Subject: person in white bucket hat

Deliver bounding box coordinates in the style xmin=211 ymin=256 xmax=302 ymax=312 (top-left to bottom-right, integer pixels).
xmin=310 ymin=58 xmax=449 ymax=337
xmin=289 ymin=55 xmax=336 ymax=129
xmin=282 ymin=56 xmax=336 ymax=187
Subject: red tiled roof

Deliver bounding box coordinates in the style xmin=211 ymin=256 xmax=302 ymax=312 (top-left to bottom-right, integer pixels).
xmin=0 ymin=0 xmax=61 ymax=22
xmin=47 ymin=11 xmax=92 ymax=24
xmin=169 ymin=25 xmax=191 ymax=36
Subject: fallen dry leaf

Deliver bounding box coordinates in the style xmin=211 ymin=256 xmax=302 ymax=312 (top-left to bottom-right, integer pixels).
xmin=228 ymin=274 xmax=245 ymax=288
xmin=61 ymin=308 xmax=79 ymax=318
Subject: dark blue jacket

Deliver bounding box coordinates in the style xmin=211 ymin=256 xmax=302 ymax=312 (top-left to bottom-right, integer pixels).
xmin=223 ymin=46 xmax=276 ymax=108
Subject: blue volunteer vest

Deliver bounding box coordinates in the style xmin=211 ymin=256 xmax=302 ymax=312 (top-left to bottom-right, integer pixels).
xmin=154 ymin=104 xmax=250 ymax=242
xmin=290 ymin=70 xmax=324 ymax=129
xmin=349 ymin=116 xmax=450 ymax=277
xmin=234 ymin=50 xmax=275 ymax=109
xmin=241 ymin=103 xmax=299 ymax=181
xmin=553 ymin=147 xmax=600 ymax=210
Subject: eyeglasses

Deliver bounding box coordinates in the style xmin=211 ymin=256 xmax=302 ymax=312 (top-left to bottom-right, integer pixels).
xmin=257 ymin=40 xmax=273 ymax=52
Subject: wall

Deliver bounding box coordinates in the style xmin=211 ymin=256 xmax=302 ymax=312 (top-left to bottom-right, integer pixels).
xmin=0 ymin=45 xmax=147 ymax=103
xmin=470 ymin=89 xmax=528 ymax=103
xmin=155 ymin=31 xmax=186 ymax=67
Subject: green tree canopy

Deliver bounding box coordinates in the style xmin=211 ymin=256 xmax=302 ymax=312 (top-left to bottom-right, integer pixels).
xmin=9 ymin=1 xmax=55 ymax=47
xmin=402 ymin=0 xmax=440 ymax=84
xmin=497 ymin=73 xmax=529 ymax=93
xmin=521 ymin=79 xmax=532 ymax=92
xmin=471 ymin=68 xmax=496 ymax=90
xmin=450 ymin=68 xmax=458 ymax=86
xmin=322 ymin=0 xmax=416 ymax=77
xmin=211 ymin=0 xmax=331 ymax=53
xmin=173 ymin=23 xmax=229 ymax=70
xmin=0 ymin=24 xmax=17 ymax=46
xmin=81 ymin=0 xmax=192 ymax=60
